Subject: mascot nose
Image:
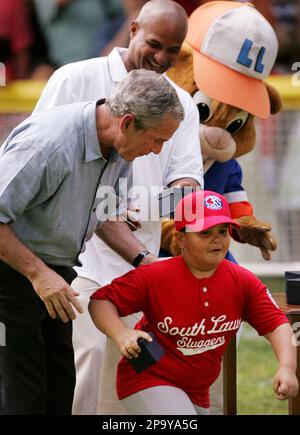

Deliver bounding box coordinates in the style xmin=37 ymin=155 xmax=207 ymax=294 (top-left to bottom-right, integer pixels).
xmin=201 ymin=125 xmax=237 ymax=162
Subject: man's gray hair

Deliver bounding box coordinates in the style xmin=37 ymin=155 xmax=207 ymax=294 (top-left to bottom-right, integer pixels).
xmin=105 ymin=69 xmax=184 ymax=130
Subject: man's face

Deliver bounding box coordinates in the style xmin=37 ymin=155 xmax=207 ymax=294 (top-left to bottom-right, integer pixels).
xmin=118 ymin=114 xmax=180 ymax=162
xmin=176 ymin=224 xmax=231 ymax=272
xmin=128 ymin=18 xmax=185 ymax=74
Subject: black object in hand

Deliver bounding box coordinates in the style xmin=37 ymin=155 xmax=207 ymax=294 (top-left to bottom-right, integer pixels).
xmin=129 ymin=332 xmax=165 ymax=373
xmin=158 ymin=186 xmax=201 ymax=219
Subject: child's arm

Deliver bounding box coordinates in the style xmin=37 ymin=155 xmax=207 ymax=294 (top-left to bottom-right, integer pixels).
xmin=264 ymin=323 xmax=299 ymax=400
xmin=89 ymin=299 xmax=152 ymax=359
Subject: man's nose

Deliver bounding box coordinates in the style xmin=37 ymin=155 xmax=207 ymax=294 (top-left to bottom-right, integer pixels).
xmin=154 ymin=50 xmax=169 ymax=65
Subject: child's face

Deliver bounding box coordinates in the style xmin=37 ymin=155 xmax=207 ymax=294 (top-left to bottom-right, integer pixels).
xmin=176 ymin=224 xmax=231 ymax=271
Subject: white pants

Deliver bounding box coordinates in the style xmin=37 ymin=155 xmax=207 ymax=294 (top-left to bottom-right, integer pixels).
xmin=71 ymin=277 xmax=106 ymax=415
xmin=98 ymin=313 xmax=141 ymax=415
xmin=98 ymin=315 xmax=244 ymax=415
xmin=121 ymin=386 xmax=209 ymax=415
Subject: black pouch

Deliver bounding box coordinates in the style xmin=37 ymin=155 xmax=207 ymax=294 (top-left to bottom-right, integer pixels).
xmin=285 ymin=271 xmax=300 ymax=304
xmin=129 ymin=332 xmax=165 ymax=373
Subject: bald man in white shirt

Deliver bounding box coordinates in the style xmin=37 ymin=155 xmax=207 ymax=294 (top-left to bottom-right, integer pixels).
xmin=34 ymin=0 xmax=203 ymax=415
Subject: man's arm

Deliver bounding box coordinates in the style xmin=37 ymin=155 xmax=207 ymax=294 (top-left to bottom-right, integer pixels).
xmin=96 ymin=220 xmax=156 ymax=266
xmin=96 ymin=162 xmax=155 ymax=267
xmin=265 ymin=323 xmax=299 ymax=400
xmin=97 ymin=173 xmax=200 ymax=267
xmin=0 ymin=223 xmax=83 ymax=322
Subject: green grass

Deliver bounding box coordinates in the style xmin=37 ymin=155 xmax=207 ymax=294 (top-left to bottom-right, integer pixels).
xmin=257 ymin=276 xmax=285 ymax=294
xmin=237 ymin=279 xmax=288 ymax=415
xmin=237 ymin=277 xmax=288 ymax=415
xmin=237 ymin=322 xmax=288 ymax=415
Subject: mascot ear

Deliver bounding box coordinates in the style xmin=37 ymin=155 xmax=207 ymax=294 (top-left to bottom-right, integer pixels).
xmin=266 ymin=83 xmax=282 ymax=115
xmin=167 ymin=42 xmax=198 ymax=95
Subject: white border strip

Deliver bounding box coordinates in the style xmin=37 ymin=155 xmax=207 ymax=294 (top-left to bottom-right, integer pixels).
xmin=240 ymin=262 xmax=300 ymax=277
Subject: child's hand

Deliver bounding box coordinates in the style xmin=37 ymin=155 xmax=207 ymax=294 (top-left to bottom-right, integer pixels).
xmin=116 ymin=329 xmax=153 ymax=360
xmin=273 ymin=367 xmax=299 ymax=400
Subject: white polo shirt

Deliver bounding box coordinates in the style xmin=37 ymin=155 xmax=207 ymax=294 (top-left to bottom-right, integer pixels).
xmin=34 ymin=48 xmax=203 ymax=285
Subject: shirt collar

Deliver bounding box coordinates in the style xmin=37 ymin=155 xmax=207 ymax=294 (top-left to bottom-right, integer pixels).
xmin=107 ymin=47 xmax=128 ymax=83
xmin=83 ymin=101 xmax=104 ymax=163
xmin=83 ymin=100 xmax=120 ymax=164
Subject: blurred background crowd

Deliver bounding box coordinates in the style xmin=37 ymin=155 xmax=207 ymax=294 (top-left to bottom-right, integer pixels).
xmin=0 ymin=0 xmax=299 ymax=82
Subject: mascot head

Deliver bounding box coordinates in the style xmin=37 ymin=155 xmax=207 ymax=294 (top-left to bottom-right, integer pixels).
xmin=162 ymin=1 xmax=282 ymax=260
xmin=168 ymin=1 xmax=282 ymax=165
xmin=186 ymin=1 xmax=279 ymax=119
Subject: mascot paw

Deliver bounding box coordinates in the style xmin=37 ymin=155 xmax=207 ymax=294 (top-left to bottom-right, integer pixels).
xmin=233 ymin=216 xmax=277 ymax=261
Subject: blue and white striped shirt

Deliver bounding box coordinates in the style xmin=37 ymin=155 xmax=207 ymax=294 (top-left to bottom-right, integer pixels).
xmin=0 ymin=100 xmax=132 ymax=267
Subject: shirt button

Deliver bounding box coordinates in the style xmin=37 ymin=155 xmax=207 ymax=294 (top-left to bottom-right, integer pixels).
xmin=204 ymin=302 xmax=209 ymax=308
xmin=93 ymin=208 xmax=96 ymax=212
xmin=203 ymin=287 xmax=208 ymax=293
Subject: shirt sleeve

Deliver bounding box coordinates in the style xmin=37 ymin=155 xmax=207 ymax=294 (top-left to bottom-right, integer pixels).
xmin=33 ymin=67 xmax=77 ymax=114
xmin=162 ymin=87 xmax=204 ymax=188
xmin=0 ymin=139 xmax=66 ymax=223
xmin=91 ymin=267 xmax=148 ymax=316
xmin=242 ymin=270 xmax=289 ymax=336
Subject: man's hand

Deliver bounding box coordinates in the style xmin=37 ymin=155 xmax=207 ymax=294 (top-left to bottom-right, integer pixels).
xmin=232 ymin=215 xmax=277 ymax=261
xmin=115 ymin=329 xmax=153 ymax=359
xmin=139 ymin=252 xmax=157 ymax=266
xmin=0 ymin=223 xmax=82 ymax=322
xmin=170 ymin=179 xmax=200 ymax=189
xmin=30 ymin=267 xmax=83 ymax=323
xmin=120 ymin=205 xmax=142 ymax=232
xmin=273 ymin=367 xmax=299 ymax=400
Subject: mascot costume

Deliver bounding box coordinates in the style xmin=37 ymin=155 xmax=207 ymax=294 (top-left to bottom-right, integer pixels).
xmin=161 ymin=1 xmax=282 ymax=262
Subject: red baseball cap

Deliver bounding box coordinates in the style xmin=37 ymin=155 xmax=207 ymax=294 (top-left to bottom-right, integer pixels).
xmin=174 ymin=190 xmax=240 ymax=232
xmin=186 ymin=1 xmax=278 ymax=119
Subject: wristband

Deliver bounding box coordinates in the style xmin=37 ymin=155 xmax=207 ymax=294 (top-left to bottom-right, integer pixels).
xmin=132 ymin=250 xmax=150 ymax=268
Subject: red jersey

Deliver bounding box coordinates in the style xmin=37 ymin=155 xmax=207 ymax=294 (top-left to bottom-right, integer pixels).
xmin=91 ymin=256 xmax=288 ymax=408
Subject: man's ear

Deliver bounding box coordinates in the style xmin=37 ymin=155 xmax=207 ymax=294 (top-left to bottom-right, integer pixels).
xmin=130 ymin=21 xmax=139 ymax=38
xmin=120 ymin=114 xmax=135 ymax=133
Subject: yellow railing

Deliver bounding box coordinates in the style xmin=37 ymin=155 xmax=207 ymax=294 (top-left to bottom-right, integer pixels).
xmin=0 ymin=76 xmax=300 ymax=113
xmin=0 ymin=80 xmax=46 ymax=113
xmin=267 ymin=75 xmax=300 ymax=110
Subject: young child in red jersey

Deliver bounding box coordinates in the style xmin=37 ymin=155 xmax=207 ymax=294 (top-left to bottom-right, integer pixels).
xmin=89 ymin=190 xmax=298 ymax=415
